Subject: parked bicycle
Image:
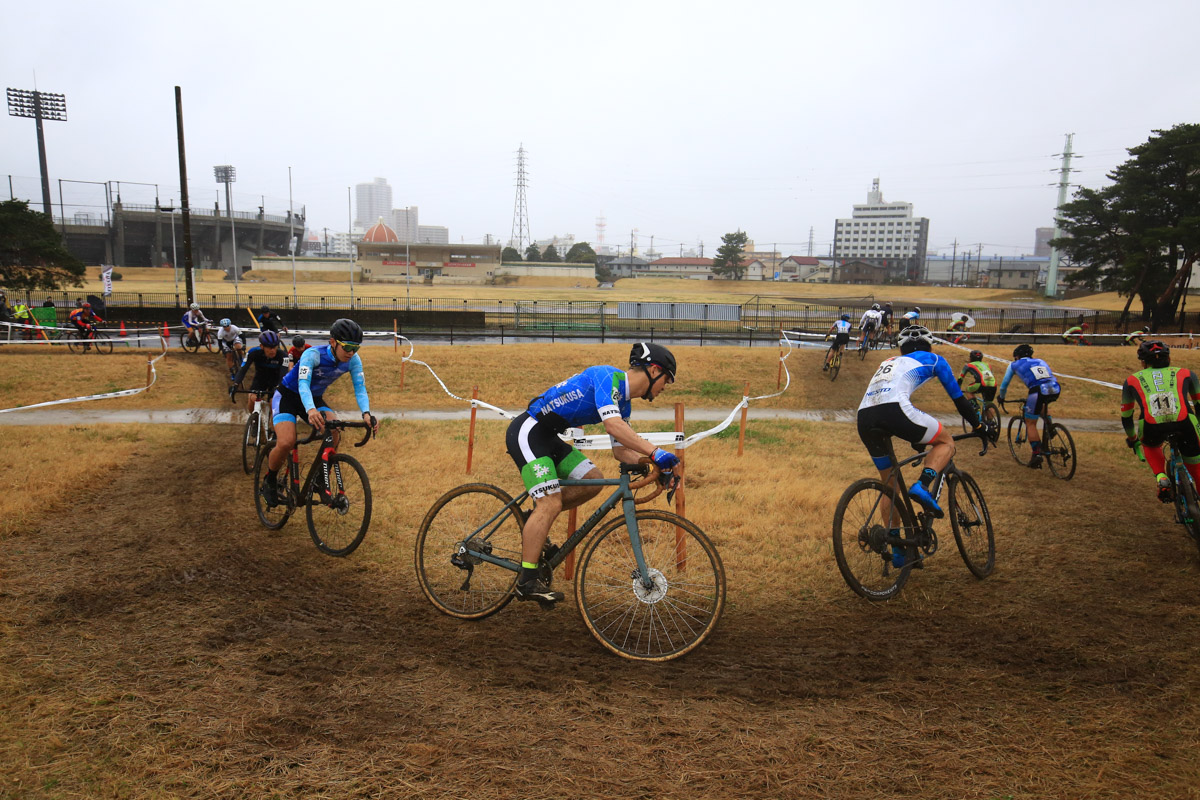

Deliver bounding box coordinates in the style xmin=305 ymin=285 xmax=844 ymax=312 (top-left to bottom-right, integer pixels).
xmin=180 ymin=324 xmax=216 ymax=353
xmin=67 ymin=327 xmax=113 ymax=354
xmin=233 ymin=388 xmax=274 ymax=475
xmin=832 ymin=429 xmax=995 ymax=601
xmin=1001 ymin=399 xmax=1077 ymax=479
xmin=414 ymin=461 xmax=725 ymax=662
xmin=253 ymin=416 xmax=374 ymax=557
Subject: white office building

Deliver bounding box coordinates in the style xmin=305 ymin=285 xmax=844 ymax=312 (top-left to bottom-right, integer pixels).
xmin=417 ymin=224 xmax=449 ymax=244
xmin=355 ymin=178 xmax=393 ymax=230
xmin=389 ymin=206 xmax=419 ymax=242
xmin=832 ymin=179 xmax=930 ymax=282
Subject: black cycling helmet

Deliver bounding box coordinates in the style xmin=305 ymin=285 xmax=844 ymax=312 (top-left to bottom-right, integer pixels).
xmin=968 ymin=350 xmax=984 ymax=362
xmin=1013 ymin=343 xmax=1034 ymax=359
xmin=630 ymin=342 xmax=676 ymax=400
xmin=259 ymin=330 xmax=280 ymax=348
xmin=897 ymin=325 xmax=934 ymax=354
xmin=292 ymin=335 xmax=306 ymax=348
xmin=260 ymin=305 xmax=271 ymax=314
xmin=330 ymin=318 xmax=364 ymax=344
xmin=1137 ymin=339 xmax=1170 ymax=368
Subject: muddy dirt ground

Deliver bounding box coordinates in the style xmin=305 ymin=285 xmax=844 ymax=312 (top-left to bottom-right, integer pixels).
xmin=3 ymin=424 xmax=1200 ymax=799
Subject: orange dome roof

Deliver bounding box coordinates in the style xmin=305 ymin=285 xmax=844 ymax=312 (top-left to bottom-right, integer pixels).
xmin=363 ymin=217 xmax=399 ymax=243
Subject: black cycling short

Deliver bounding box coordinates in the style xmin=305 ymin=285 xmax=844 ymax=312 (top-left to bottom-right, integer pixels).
xmin=833 ymin=332 xmax=850 ymax=346
xmin=857 ymin=402 xmax=942 ymax=466
xmin=248 ymin=377 xmax=279 ymax=396
xmin=272 ymin=385 xmax=329 ymax=423
xmin=1142 ymin=419 xmax=1200 ymax=457
xmin=979 ymin=385 xmax=997 ymax=403
xmin=1027 ymin=389 xmax=1059 ymax=417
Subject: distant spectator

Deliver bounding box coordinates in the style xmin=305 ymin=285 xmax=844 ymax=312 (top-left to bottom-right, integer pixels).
xmin=0 ymin=292 xmax=14 ymax=324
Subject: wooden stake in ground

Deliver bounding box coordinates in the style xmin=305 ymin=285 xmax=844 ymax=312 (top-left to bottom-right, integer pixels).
xmin=466 ymin=386 xmax=479 ymax=474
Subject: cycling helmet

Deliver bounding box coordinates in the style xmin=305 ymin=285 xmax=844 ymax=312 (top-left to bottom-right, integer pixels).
xmin=1080 ymin=322 xmax=1089 ymax=329
xmin=330 ymin=318 xmax=364 ymax=344
xmin=292 ymin=335 xmax=305 ymax=348
xmin=968 ymin=350 xmax=984 ymax=362
xmin=1137 ymin=339 xmax=1170 ymax=368
xmin=871 ymin=303 xmax=880 ymax=311
xmin=259 ymin=330 xmax=280 ymax=348
xmin=884 ymin=302 xmax=892 ymax=308
xmin=912 ymin=306 xmax=921 ymax=314
xmin=897 ymin=325 xmax=934 ymax=353
xmin=260 ymin=305 xmax=270 ymax=314
xmin=220 ymin=318 xmax=232 ymax=327
xmin=81 ymin=302 xmax=91 ymax=310
xmin=189 ymin=302 xmax=200 ymax=311
xmin=840 ymin=313 xmax=850 ymax=321
xmin=1013 ymin=343 xmax=1034 ymax=359
xmin=629 ymin=341 xmax=677 ymax=382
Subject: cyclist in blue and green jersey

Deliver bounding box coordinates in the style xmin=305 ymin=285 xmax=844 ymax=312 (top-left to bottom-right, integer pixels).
xmin=504 ymin=342 xmax=679 ymax=606
xmin=1121 ymin=340 xmax=1200 ymax=502
xmin=261 ymin=319 xmax=377 ymax=506
xmin=997 ymin=343 xmax=1061 ymax=467
xmin=857 ymin=326 xmax=981 ymax=567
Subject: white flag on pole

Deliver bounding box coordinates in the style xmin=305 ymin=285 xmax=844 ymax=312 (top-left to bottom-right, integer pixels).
xmin=101 ymin=266 xmax=114 ymax=296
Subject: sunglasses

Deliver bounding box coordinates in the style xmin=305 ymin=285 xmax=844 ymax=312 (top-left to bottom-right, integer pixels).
xmin=336 ymin=339 xmax=361 ymax=353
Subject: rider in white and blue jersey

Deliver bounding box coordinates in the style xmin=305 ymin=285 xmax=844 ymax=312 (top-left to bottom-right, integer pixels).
xmin=824 ymin=314 xmax=853 ymax=370
xmin=997 ymin=343 xmax=1061 ymax=468
xmin=260 ymin=318 xmax=378 ymax=506
xmin=504 ymin=342 xmax=679 ymax=607
xmin=857 ymin=326 xmax=981 ymax=558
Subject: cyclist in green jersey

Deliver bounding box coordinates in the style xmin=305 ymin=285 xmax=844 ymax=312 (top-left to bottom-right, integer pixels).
xmin=1121 ymin=340 xmax=1200 ymax=502
xmin=1124 ymin=327 xmax=1149 ymax=346
xmin=958 ymin=350 xmax=997 ymax=405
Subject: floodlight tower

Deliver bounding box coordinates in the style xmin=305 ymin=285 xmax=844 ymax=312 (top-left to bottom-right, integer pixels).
xmin=214 ymin=165 xmax=239 ymax=287
xmin=6 ymin=87 xmax=67 ymax=216
xmin=510 ymin=143 xmax=530 ymax=252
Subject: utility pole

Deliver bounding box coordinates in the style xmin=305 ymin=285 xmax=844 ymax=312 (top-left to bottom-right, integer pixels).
xmin=807 ymin=226 xmax=814 ymax=257
xmin=951 ymin=239 xmax=958 ymax=286
xmin=1046 ymin=133 xmax=1075 ymax=298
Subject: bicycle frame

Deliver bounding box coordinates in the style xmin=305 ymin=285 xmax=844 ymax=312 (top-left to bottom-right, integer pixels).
xmin=455 ymin=465 xmax=657 ymax=592
xmin=281 ymin=420 xmax=373 ymax=506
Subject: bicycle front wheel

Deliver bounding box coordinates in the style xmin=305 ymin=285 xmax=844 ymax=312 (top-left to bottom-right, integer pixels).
xmin=947 ymin=472 xmax=995 ymax=578
xmin=241 ymin=412 xmax=259 ymax=475
xmin=179 ymin=331 xmax=199 ymax=353
xmin=415 ymin=483 xmax=525 ymax=620
xmin=1043 ymin=423 xmax=1077 ymax=480
xmin=1007 ymin=416 xmax=1031 ymax=466
xmin=92 ymin=332 xmax=113 ymax=354
xmin=832 ymin=478 xmax=914 ymax=600
xmin=830 ymin=352 xmax=841 ymax=382
xmin=253 ymin=446 xmax=293 ymax=530
xmin=575 ymin=510 xmax=725 ymax=662
xmin=1171 ymin=457 xmax=1200 ymax=554
xmin=305 ymin=453 xmax=371 ymax=556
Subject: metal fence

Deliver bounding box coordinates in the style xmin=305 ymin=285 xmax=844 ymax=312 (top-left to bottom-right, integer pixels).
xmin=5 ymin=288 xmax=1173 ymax=339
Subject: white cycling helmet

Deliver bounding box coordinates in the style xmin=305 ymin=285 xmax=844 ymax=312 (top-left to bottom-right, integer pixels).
xmin=897 ymin=325 xmax=935 ymax=352
xmin=220 ymin=318 xmax=232 ymax=327
xmin=189 ymin=302 xmax=200 ymax=311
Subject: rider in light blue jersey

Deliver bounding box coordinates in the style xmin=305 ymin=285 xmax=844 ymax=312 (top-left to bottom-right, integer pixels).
xmin=504 ymin=342 xmax=679 ymax=606
xmin=857 ymin=326 xmax=982 ymax=565
xmin=261 ymin=318 xmax=378 ymax=506
xmin=997 ymin=343 xmax=1061 ymax=468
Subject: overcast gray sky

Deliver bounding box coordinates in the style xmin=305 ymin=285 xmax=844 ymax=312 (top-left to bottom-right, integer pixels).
xmin=3 ymin=0 xmax=1196 ymax=258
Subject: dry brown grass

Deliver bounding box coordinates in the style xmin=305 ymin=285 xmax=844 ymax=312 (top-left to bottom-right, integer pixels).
xmin=2 ymin=413 xmax=1200 ymax=798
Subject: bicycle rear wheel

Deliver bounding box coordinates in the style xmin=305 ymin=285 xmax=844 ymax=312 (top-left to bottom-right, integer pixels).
xmin=830 ymin=352 xmax=841 ymax=382
xmin=575 ymin=510 xmax=725 ymax=662
xmin=241 ymin=412 xmax=259 ymax=474
xmin=859 ymin=338 xmax=868 ymax=360
xmin=1007 ymin=416 xmax=1032 ymax=466
xmin=253 ymin=446 xmax=293 ymax=530
xmin=92 ymin=331 xmax=113 ymax=354
xmin=947 ymin=471 xmax=995 ymax=578
xmin=305 ymin=453 xmax=371 ymax=556
xmin=1043 ymin=423 xmax=1077 ymax=480
xmin=832 ymin=478 xmax=914 ymax=600
xmin=415 ymin=483 xmax=525 ymax=620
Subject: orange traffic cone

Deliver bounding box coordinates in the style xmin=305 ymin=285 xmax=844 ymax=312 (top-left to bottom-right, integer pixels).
xmin=162 ymin=321 xmax=169 ymax=337
xmin=119 ymin=321 xmax=127 ymax=337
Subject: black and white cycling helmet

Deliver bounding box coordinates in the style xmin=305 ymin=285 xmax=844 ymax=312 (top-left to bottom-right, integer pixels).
xmin=189 ymin=301 xmax=200 ymax=311
xmin=1013 ymin=343 xmax=1034 ymax=359
xmin=897 ymin=325 xmax=934 ymax=353
xmin=630 ymin=342 xmax=676 ymax=382
xmin=330 ymin=318 xmax=364 ymax=344
xmin=871 ymin=303 xmax=880 ymax=311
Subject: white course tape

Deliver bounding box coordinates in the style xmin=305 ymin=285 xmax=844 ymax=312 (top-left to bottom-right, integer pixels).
xmin=932 ymin=336 xmax=1125 ymax=390
xmin=0 ymin=337 xmax=169 ymax=414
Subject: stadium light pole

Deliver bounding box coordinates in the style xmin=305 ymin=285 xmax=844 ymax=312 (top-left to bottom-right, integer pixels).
xmin=161 ymin=202 xmax=180 ymax=296
xmin=405 ymin=206 xmax=411 ymax=310
xmin=214 ymin=165 xmax=239 ymax=304
xmin=6 ymin=87 xmax=66 ymax=216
